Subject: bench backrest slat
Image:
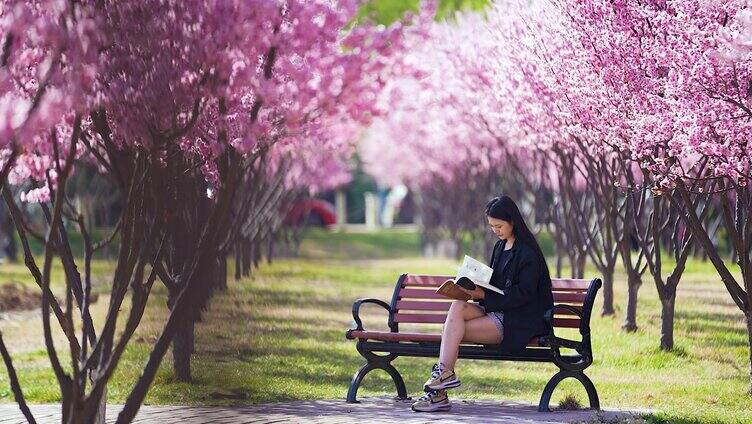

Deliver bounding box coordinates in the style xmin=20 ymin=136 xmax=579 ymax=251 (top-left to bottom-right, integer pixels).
xmin=403 ymin=275 xmax=452 ymax=287
xmin=393 ymin=312 xmax=582 ymax=328
xmin=398 ymin=282 xmax=588 ymax=306
xmin=394 ymin=299 xmax=581 ymax=316
xmin=398 ymin=288 xmax=447 ymax=300
xmin=395 ymin=300 xmax=452 ymax=311
xmin=391 ymin=274 xmax=598 ymax=332
xmin=402 ymin=275 xmax=591 ymax=291
xmin=550 ymin=278 xmax=591 ymax=291
xmin=551 ymin=292 xmax=587 ymax=303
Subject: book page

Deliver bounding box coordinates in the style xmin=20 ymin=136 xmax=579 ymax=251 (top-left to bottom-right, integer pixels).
xmin=456 ymin=255 xmax=493 ymax=284
xmin=456 ymin=255 xmax=504 ymax=294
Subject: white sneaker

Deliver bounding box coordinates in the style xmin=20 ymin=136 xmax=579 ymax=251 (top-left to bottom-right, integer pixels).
xmin=423 ymin=363 xmax=461 ymax=391
xmin=411 ymin=390 xmax=451 ymax=412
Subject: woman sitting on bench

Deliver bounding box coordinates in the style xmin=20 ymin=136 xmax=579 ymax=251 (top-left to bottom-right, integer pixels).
xmin=412 ymin=195 xmax=555 ymax=412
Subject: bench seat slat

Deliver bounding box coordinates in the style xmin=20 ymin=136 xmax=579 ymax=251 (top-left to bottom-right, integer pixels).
xmin=347 ymin=330 xmax=543 ymax=347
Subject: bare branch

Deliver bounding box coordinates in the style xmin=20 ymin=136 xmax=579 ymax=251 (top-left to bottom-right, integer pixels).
xmin=0 ymin=332 xmax=37 ymax=424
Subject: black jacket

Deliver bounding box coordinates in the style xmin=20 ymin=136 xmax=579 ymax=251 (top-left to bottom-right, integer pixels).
xmin=478 ymin=238 xmax=554 ymax=354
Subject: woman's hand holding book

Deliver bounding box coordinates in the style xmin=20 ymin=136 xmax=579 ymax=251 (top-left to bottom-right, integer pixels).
xmin=460 ymin=286 xmax=485 ymax=300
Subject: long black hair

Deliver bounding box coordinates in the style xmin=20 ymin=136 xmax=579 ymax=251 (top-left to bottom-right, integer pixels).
xmin=485 ymin=195 xmax=551 ymax=282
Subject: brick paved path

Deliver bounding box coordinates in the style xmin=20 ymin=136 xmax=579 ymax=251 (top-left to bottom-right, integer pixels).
xmin=0 ymin=398 xmax=645 ymax=423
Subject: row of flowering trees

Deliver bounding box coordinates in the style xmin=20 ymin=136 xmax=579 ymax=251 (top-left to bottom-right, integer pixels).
xmin=0 ymin=0 xmax=413 ymax=422
xmin=362 ymin=0 xmax=752 ymax=393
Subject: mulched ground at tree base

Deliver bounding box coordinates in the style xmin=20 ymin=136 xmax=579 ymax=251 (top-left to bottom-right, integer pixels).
xmin=0 ymin=282 xmax=99 ymax=313
xmin=0 ymin=282 xmax=41 ymax=312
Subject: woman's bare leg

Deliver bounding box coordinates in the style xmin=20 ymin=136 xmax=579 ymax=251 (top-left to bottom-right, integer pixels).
xmin=462 ymin=316 xmax=503 ymax=344
xmin=438 ymin=301 xmax=486 ymax=370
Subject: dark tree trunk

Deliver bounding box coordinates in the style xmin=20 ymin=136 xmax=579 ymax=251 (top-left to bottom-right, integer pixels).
xmin=216 ymin=254 xmax=227 ymax=292
xmin=242 ymin=240 xmax=252 ymax=277
xmin=453 ymin=235 xmax=462 ymax=260
xmin=575 ymin=252 xmax=586 ymax=279
xmin=267 ymin=236 xmax=274 ymax=264
xmin=61 ymin=383 xmax=76 ymax=424
xmin=660 ymin=293 xmax=676 ymax=350
xmin=601 ymin=269 xmax=615 ymax=316
xmin=234 ymin=241 xmax=242 ymax=281
xmin=623 ymin=275 xmax=640 ymax=332
xmin=253 ymin=240 xmax=262 ymax=268
xmin=552 ymin=226 xmax=565 ymax=278
xmin=89 ymin=390 xmax=106 ymax=424
xmin=167 ymin=268 xmax=194 ymax=384
xmin=171 ymin=311 xmax=194 ymax=382
xmin=568 ymin=251 xmax=577 ymax=279
xmin=5 ymin=233 xmax=16 ymax=262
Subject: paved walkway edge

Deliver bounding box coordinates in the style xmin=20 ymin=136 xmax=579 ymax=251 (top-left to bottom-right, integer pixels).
xmin=0 ymin=398 xmax=650 ymax=424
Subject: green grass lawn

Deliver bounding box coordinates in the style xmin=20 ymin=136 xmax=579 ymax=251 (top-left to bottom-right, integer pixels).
xmin=1 ymin=228 xmax=751 ymax=423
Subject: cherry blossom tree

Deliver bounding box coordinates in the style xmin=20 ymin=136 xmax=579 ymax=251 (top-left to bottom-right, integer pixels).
xmin=1 ymin=1 xmax=412 ymax=423
xmin=1 ymin=1 xmax=107 ymax=422
xmin=510 ymin=0 xmax=752 ymax=380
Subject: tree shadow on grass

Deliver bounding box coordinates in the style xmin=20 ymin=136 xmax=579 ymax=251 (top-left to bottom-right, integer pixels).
xmin=673 ymin=310 xmax=747 ymax=348
xmin=674 ymin=310 xmax=745 ymax=324
xmin=251 ymin=286 xmax=356 ymax=310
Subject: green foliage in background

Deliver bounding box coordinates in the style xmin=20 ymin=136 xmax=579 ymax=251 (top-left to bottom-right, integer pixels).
xmin=360 ymin=0 xmax=490 ymax=25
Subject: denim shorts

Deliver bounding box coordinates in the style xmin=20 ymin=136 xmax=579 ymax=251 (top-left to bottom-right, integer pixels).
xmin=479 ymin=305 xmax=504 ymax=339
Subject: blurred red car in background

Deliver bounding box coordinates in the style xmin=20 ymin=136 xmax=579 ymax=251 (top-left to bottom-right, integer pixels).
xmin=284 ymin=198 xmax=337 ymax=227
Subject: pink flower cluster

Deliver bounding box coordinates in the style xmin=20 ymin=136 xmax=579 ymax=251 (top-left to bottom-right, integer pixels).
xmin=1 ymin=0 xmax=102 ymax=190
xmin=364 ymin=0 xmax=752 ymax=194
xmin=2 ymin=0 xmax=412 ymax=199
xmin=361 ymin=8 xmax=519 ymax=188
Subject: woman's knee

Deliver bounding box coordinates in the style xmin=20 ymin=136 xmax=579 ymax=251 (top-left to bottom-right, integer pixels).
xmin=447 ymin=300 xmax=467 ymax=316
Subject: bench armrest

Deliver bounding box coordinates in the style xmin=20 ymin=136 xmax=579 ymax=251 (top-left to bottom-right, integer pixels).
xmin=542 ymin=304 xmax=585 ymax=351
xmin=351 ymin=298 xmax=393 ymax=332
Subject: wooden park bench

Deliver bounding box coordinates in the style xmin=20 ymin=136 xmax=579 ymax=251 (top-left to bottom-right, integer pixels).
xmin=345 ymin=274 xmax=602 ymax=412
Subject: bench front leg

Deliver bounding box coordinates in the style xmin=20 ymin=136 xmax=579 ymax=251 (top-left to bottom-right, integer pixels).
xmin=538 ymin=369 xmax=600 ymax=412
xmin=346 ymin=345 xmax=408 ymax=403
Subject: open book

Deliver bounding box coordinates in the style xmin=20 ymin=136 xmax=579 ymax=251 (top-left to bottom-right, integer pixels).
xmin=436 ymin=255 xmax=505 ymax=301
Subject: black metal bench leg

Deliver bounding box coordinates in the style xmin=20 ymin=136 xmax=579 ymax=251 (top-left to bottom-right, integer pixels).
xmin=538 ymin=370 xmax=600 ymax=412
xmin=347 ymin=362 xmax=376 ymax=403
xmin=383 ymin=361 xmax=409 ymax=401
xmin=346 ymin=350 xmax=408 ymax=403
xmin=576 ymin=371 xmax=600 ymax=410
